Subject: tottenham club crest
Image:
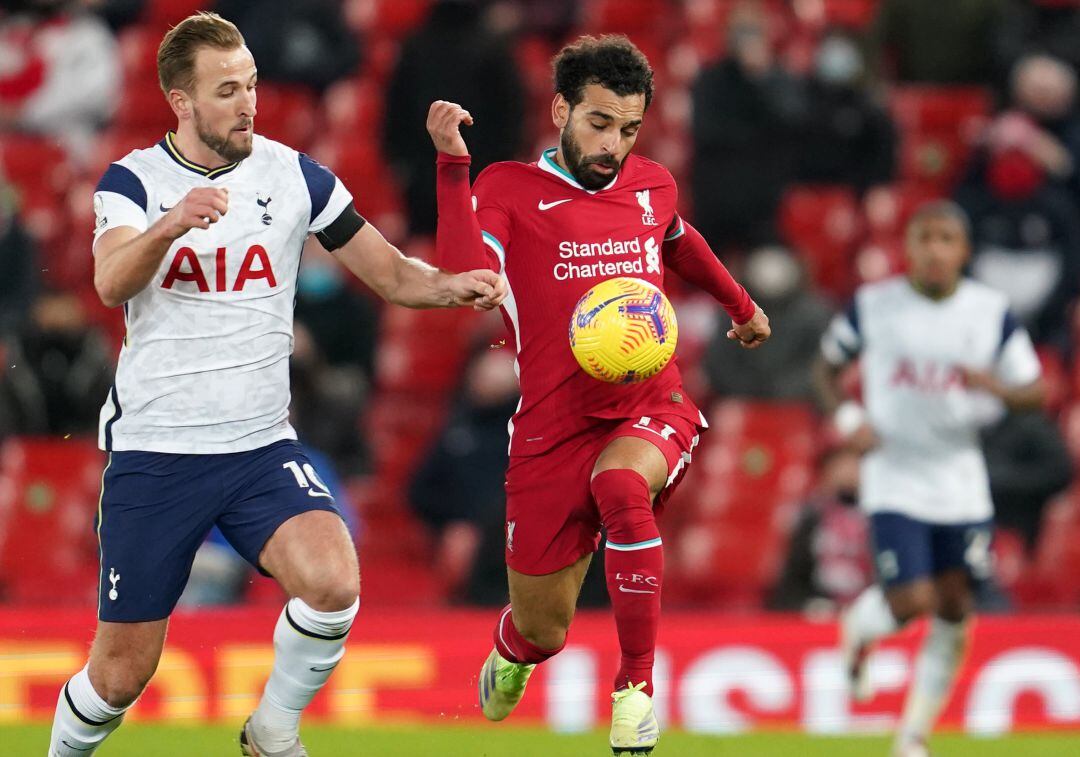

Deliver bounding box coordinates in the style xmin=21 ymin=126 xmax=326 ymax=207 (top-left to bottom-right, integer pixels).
xmin=257 ymin=194 xmax=273 ymax=225
xmin=636 ymin=189 xmax=657 ymax=227
xmin=108 ymin=567 xmax=120 ymax=600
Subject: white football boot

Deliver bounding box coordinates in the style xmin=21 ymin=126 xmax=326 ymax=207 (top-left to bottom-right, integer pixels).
xmin=610 ymin=681 xmax=659 ymax=755
xmin=478 ymin=647 xmax=536 ymax=721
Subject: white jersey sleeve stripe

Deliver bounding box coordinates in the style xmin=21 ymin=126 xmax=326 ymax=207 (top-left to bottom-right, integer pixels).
xmin=821 ymin=302 xmax=862 ymax=366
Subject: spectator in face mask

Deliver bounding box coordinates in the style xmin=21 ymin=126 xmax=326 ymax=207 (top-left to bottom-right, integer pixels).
xmin=294 ymin=242 xmax=380 ymax=381
xmin=796 ymin=31 xmax=897 ymax=194
xmin=703 ymin=245 xmax=832 ymax=400
xmin=768 ymin=447 xmax=872 ymax=614
xmin=0 ymin=288 xmax=114 ymax=437
xmin=690 ymin=6 xmax=806 ymax=251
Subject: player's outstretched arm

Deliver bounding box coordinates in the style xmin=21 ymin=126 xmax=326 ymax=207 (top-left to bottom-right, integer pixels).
xmin=662 ymin=219 xmax=770 ymax=349
xmin=93 ymin=187 xmax=229 ymax=307
xmin=428 ymin=100 xmax=500 ymax=273
xmin=334 ymin=222 xmax=506 ymax=310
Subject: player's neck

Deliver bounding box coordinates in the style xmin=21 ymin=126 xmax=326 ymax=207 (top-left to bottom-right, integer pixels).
xmin=552 ymin=147 xmax=572 ymax=175
xmin=171 ymin=125 xmax=234 ymax=170
xmin=908 ymin=276 xmax=959 ymax=301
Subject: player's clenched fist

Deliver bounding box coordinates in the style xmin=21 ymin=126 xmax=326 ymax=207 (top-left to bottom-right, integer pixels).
xmin=448 ymin=268 xmax=507 ymax=311
xmin=427 ymin=100 xmax=473 ymax=157
xmin=162 ymin=187 xmax=229 ymax=239
xmin=727 ymin=305 xmax=771 ymax=349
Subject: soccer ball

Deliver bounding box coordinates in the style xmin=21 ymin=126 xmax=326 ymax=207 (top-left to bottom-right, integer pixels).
xmin=569 ymin=277 xmax=678 ymax=384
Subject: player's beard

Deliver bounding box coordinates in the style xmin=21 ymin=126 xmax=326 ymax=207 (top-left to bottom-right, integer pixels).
xmin=193 ymin=106 xmax=253 ymax=164
xmin=561 ymin=128 xmax=622 ymax=190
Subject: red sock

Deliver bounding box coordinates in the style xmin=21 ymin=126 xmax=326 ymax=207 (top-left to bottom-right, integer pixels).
xmin=592 ymin=469 xmax=663 ymax=697
xmin=492 ymin=605 xmax=564 ymax=665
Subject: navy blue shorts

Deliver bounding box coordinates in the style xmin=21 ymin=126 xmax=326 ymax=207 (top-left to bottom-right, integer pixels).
xmin=95 ymin=439 xmax=341 ymax=622
xmin=869 ymin=512 xmax=994 ymax=588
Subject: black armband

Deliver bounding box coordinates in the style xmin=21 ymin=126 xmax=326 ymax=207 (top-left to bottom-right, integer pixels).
xmin=316 ymin=203 xmax=367 ymax=251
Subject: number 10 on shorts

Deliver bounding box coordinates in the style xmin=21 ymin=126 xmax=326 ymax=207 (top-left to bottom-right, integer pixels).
xmin=282 ymin=460 xmax=333 ymax=499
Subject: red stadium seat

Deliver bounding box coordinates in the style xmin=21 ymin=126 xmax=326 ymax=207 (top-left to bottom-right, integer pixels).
xmin=250 ymin=84 xmax=319 ymax=152
xmin=779 ymin=185 xmax=861 ymax=298
xmin=822 ymin=0 xmax=879 ymax=28
xmin=896 ymin=131 xmax=972 ymax=191
xmin=0 ymin=134 xmax=71 ymax=208
xmin=584 ymin=0 xmax=669 ymax=34
xmin=1028 ymin=490 xmax=1080 ymax=606
xmin=143 ymin=0 xmax=207 ymax=29
xmin=666 ymin=518 xmax=786 ymax=608
xmin=114 ymin=84 xmax=175 ymax=134
xmin=889 ymin=86 xmax=992 ymax=136
xmin=323 ymin=77 xmax=384 ymax=139
xmin=364 ymin=0 xmax=433 ymax=41
xmin=0 ymin=437 xmax=104 ymax=605
xmin=311 ymin=138 xmax=403 ymax=219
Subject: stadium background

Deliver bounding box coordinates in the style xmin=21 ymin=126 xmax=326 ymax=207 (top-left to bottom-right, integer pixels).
xmin=2 ymin=0 xmax=1080 ymax=753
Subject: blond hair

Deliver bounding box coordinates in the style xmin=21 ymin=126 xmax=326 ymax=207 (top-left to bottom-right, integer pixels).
xmin=157 ymin=11 xmax=245 ymax=94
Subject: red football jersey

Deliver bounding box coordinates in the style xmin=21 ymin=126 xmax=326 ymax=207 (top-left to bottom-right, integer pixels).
xmin=473 ymin=149 xmax=704 ymax=457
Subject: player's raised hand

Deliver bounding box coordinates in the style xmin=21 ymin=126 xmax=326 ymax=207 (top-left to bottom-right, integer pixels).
xmin=727 ymin=305 xmax=771 ymax=350
xmin=427 ymin=100 xmax=473 ymax=157
xmin=447 ymin=268 xmax=507 ymax=311
xmin=161 ymin=187 xmax=229 ymax=239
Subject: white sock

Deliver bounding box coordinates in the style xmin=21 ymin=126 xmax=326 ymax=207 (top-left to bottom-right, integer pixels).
xmin=896 ymin=616 xmax=969 ymax=747
xmin=48 ymin=665 xmax=129 ymax=756
xmin=843 ymin=585 xmax=900 ymax=647
xmin=251 ymin=597 xmax=359 ymax=750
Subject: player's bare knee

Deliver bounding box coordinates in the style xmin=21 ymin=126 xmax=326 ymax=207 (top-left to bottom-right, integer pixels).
xmin=298 ymin=567 xmax=359 ymax=612
xmin=519 ymin=623 xmax=568 ymax=652
xmin=887 ymin=583 xmax=936 ymax=624
xmin=936 ymin=595 xmax=972 ymax=624
xmin=91 ymin=661 xmax=154 ymax=709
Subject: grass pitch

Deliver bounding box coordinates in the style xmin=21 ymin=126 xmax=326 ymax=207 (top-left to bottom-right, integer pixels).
xmin=9 ymin=724 xmax=1078 ymax=756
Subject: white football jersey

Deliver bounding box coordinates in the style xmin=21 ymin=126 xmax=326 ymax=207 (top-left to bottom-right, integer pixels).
xmin=92 ymin=132 xmax=353 ymax=453
xmin=821 ymin=276 xmax=1042 ymax=524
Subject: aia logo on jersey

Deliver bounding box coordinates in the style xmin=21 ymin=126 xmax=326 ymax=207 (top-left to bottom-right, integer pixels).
xmin=162 ymin=245 xmax=277 ymax=292
xmin=636 ymin=189 xmax=657 ymax=227
xmin=889 ymin=358 xmax=965 ymax=393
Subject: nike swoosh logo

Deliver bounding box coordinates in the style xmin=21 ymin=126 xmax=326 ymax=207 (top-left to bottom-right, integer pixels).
xmin=618 ymin=586 xmax=656 ymax=594
xmin=310 ymin=664 xmax=338 ymax=672
xmin=62 ymin=741 xmax=93 ymax=751
xmin=160 ymin=203 xmax=173 ymax=213
xmin=538 ymin=198 xmax=572 ymax=211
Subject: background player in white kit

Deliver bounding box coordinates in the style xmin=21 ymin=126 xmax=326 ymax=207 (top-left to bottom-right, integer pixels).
xmin=816 ymin=201 xmax=1045 ymax=757
xmin=48 ymin=12 xmax=505 ymax=757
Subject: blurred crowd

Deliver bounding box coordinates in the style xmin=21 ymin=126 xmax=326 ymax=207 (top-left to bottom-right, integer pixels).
xmin=2 ymin=0 xmax=1080 ymax=612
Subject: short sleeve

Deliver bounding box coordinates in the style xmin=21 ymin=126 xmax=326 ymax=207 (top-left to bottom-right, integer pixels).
xmin=664 ymin=213 xmax=686 ymax=242
xmin=995 ymin=311 xmax=1042 ymax=387
xmin=473 ymin=166 xmax=512 ymax=270
xmin=820 ymin=300 xmax=862 ymax=365
xmin=300 ymin=154 xmax=354 ymax=234
xmin=93 ymin=163 xmax=149 ymax=250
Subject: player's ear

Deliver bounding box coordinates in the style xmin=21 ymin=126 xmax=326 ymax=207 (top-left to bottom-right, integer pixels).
xmin=168 ymin=88 xmax=192 ymax=122
xmin=552 ymin=94 xmax=570 ymax=130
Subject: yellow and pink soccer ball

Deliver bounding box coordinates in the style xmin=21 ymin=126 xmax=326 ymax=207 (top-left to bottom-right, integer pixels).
xmin=569 ymin=277 xmax=678 ymax=384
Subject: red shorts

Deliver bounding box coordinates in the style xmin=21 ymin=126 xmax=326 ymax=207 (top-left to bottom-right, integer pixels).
xmin=503 ymin=413 xmax=704 ymax=575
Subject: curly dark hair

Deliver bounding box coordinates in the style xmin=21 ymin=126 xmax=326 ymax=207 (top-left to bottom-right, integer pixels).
xmin=552 ymin=35 xmax=654 ymax=111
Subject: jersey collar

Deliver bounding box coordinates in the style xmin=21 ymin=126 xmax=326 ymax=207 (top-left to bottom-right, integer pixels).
xmin=537 ymin=148 xmax=619 ymax=193
xmin=158 ymin=131 xmax=242 ymax=180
